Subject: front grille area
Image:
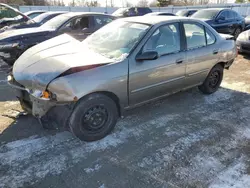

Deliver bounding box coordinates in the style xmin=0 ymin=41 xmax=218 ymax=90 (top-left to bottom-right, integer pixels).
xmin=242 ymin=45 xmax=250 ymax=51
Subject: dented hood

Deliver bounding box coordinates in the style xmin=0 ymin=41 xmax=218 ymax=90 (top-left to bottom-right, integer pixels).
xmin=13 ymin=34 xmax=113 ymax=91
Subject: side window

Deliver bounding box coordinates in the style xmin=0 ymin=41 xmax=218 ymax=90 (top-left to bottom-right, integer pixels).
xmin=94 ymin=16 xmax=113 ymax=27
xmin=184 ymin=23 xmax=206 ymax=49
xmin=41 ymin=15 xmax=54 ymax=24
xmin=60 ymin=17 xmax=90 ymax=31
xmin=228 ymin=11 xmax=234 ymax=19
xmin=206 ymin=28 xmax=216 ymax=45
xmin=129 ymin=8 xmax=136 ymax=16
xmin=143 ymin=23 xmax=180 ymax=56
xmin=233 ymin=11 xmax=241 ymax=19
xmin=29 ymin=13 xmax=41 ymax=19
xmin=219 ymin=11 xmax=227 ymax=19
xmin=0 ymin=5 xmax=19 ymax=19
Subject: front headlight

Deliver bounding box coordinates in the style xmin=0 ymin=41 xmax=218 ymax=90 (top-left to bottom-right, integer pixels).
xmin=30 ymin=89 xmax=57 ymax=101
xmin=237 ymin=32 xmax=248 ymax=41
xmin=0 ymin=42 xmax=19 ymax=50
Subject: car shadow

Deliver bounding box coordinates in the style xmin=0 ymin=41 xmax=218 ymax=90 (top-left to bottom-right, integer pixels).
xmin=241 ymin=53 xmax=250 ymax=60
xmin=0 ymin=86 xmax=250 ymax=144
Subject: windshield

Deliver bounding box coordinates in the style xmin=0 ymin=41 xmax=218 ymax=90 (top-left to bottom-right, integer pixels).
xmin=191 ymin=10 xmax=219 ymax=19
xmin=112 ymin=8 xmax=127 ymax=16
xmin=176 ymin=10 xmax=188 ymax=16
xmin=42 ymin=14 xmax=70 ymax=29
xmin=32 ymin=13 xmax=50 ymax=23
xmin=83 ymin=20 xmax=150 ymax=61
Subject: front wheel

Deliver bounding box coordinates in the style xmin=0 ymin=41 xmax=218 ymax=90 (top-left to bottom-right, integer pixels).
xmin=198 ymin=64 xmax=224 ymax=94
xmin=69 ymin=93 xmax=118 ymax=142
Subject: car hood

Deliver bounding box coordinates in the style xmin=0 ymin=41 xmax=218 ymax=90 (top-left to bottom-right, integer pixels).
xmin=0 ymin=27 xmax=54 ymax=41
xmin=13 ymin=34 xmax=113 ymax=91
xmin=199 ymin=18 xmax=214 ymax=25
xmin=219 ymin=33 xmax=234 ymax=40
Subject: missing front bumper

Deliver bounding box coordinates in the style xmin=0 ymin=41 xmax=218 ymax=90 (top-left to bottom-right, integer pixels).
xmin=16 ymin=89 xmax=57 ymax=118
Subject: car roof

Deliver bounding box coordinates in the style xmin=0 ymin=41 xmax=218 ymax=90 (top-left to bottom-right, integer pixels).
xmin=198 ymin=8 xmax=230 ymax=12
xmin=41 ymin=11 xmax=67 ymax=15
xmin=63 ymin=12 xmax=114 ymax=17
xmin=25 ymin=10 xmax=46 ymax=14
xmin=123 ymin=16 xmax=197 ymax=25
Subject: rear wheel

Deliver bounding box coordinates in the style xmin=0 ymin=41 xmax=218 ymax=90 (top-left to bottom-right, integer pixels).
xmin=69 ymin=93 xmax=118 ymax=141
xmin=234 ymin=27 xmax=241 ymax=39
xmin=198 ymin=64 xmax=224 ymax=94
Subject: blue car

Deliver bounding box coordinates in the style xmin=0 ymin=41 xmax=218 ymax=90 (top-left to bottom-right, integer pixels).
xmin=192 ymin=8 xmax=245 ymax=38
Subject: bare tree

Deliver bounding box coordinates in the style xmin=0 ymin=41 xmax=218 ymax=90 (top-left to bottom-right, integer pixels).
xmin=137 ymin=0 xmax=148 ymax=7
xmin=148 ymin=0 xmax=158 ymax=7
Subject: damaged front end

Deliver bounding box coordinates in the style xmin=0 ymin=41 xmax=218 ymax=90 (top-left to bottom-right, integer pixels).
xmin=0 ymin=42 xmax=24 ymax=66
xmin=7 ymin=74 xmax=75 ymax=129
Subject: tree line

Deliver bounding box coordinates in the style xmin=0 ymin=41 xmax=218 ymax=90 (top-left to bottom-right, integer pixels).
xmin=1 ymin=0 xmax=249 ymax=7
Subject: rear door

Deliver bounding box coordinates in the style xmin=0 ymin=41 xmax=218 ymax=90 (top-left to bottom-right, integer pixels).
xmin=227 ymin=10 xmax=236 ymax=35
xmin=182 ymin=21 xmax=219 ymax=88
xmin=129 ymin=22 xmax=186 ymax=105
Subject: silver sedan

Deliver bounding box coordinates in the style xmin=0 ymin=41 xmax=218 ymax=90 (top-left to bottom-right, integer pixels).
xmin=8 ymin=16 xmax=237 ymax=141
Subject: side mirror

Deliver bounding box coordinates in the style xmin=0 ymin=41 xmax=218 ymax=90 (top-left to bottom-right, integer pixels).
xmin=136 ymin=51 xmax=158 ymax=61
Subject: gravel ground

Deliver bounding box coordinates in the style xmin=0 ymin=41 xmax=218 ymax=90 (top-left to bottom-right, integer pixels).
xmin=0 ymin=54 xmax=250 ymax=188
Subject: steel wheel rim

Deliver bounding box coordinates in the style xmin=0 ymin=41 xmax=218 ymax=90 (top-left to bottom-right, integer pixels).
xmin=208 ymin=71 xmax=220 ymax=88
xmin=81 ymin=105 xmax=108 ymax=132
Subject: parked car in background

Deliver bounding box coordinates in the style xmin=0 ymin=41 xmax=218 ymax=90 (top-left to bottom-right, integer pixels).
xmin=191 ymin=8 xmax=245 ymax=38
xmin=236 ymin=30 xmax=250 ymax=53
xmin=24 ymin=10 xmax=46 ymax=19
xmin=176 ymin=9 xmax=197 ymax=17
xmin=112 ymin=7 xmax=152 ymax=17
xmin=244 ymin=15 xmax=250 ymax=30
xmin=0 ymin=3 xmax=31 ymax=29
xmin=0 ymin=11 xmax=67 ymax=32
xmin=0 ymin=12 xmax=116 ymax=66
xmin=9 ymin=16 xmax=237 ymax=141
xmin=145 ymin=12 xmax=175 ymax=16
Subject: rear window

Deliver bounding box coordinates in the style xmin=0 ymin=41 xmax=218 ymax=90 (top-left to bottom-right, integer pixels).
xmin=191 ymin=9 xmax=219 ymax=19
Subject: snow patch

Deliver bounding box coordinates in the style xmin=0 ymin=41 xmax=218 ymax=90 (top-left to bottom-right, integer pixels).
xmin=0 ymin=112 xmax=180 ymax=188
xmin=137 ymin=127 xmax=217 ymax=170
xmin=221 ymin=81 xmax=250 ymax=93
xmin=204 ymin=88 xmax=233 ymax=104
xmin=3 ymin=101 xmax=20 ymax=107
xmin=84 ymin=164 xmax=101 ymax=174
xmin=209 ymin=160 xmax=250 ymax=188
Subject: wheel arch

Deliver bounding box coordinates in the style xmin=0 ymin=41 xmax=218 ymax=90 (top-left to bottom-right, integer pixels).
xmin=78 ymin=91 xmax=123 ymax=117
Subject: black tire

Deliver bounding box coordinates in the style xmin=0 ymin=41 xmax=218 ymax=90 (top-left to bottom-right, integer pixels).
xmin=69 ymin=93 xmax=118 ymax=142
xmin=234 ymin=27 xmax=241 ymax=39
xmin=198 ymin=64 xmax=224 ymax=94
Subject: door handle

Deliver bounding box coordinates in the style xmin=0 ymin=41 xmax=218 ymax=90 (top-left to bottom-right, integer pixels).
xmin=176 ymin=59 xmax=183 ymax=64
xmin=213 ymin=50 xmax=219 ymax=55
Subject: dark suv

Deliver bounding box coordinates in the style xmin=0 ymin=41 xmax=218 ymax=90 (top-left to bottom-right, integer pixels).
xmin=112 ymin=7 xmax=152 ymax=17
xmin=192 ymin=8 xmax=245 ymax=38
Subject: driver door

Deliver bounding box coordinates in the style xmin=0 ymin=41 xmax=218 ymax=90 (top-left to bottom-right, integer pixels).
xmin=129 ymin=23 xmax=186 ymax=105
xmin=214 ymin=10 xmax=231 ymax=34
